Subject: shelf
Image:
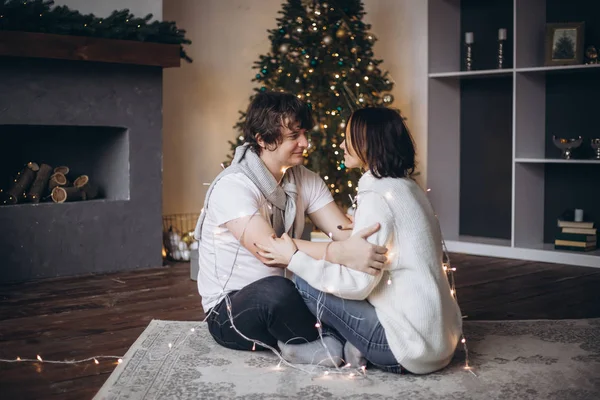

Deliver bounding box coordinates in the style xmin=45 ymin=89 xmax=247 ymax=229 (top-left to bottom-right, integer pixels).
xmin=445 ymin=239 xmax=600 ymax=269
xmin=449 ymin=235 xmax=511 ymax=247
xmin=516 ymin=64 xmax=600 ymax=74
xmin=429 ymin=69 xmax=513 ymax=79
xmin=515 ymin=158 xmax=600 ymax=164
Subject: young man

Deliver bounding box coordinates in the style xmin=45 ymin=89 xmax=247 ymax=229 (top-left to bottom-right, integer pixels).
xmin=194 ymin=92 xmax=387 ymax=351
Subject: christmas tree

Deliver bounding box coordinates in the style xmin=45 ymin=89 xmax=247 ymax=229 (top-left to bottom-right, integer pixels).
xmin=226 ymin=0 xmax=395 ymax=208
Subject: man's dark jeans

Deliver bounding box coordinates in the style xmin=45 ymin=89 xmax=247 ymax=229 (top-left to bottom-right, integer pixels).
xmin=206 ymin=276 xmax=320 ymax=350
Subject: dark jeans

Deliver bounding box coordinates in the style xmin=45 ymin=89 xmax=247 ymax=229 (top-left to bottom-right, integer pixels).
xmin=206 ymin=276 xmax=320 ymax=351
xmin=294 ymin=276 xmax=404 ymax=374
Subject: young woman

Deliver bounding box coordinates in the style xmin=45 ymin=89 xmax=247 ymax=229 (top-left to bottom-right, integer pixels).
xmin=256 ymin=107 xmax=463 ymax=374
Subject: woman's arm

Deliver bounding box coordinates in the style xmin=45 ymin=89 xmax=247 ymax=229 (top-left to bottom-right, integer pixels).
xmin=228 ymin=214 xmax=387 ymax=275
xmin=259 ymin=192 xmax=394 ymax=300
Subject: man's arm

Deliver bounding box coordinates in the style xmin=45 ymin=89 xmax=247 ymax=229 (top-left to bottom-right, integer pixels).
xmin=307 ymin=201 xmax=353 ymax=241
xmin=226 ymin=213 xmax=386 ymax=275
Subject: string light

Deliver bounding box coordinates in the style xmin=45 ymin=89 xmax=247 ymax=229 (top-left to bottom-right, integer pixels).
xmin=0 ymin=355 xmax=123 ymax=365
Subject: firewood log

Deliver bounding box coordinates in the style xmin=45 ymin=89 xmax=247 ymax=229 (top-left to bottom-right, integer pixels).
xmin=73 ymin=175 xmax=98 ymax=200
xmin=27 ymin=163 xmax=53 ymax=203
xmin=48 ymin=172 xmax=69 ymax=191
xmin=6 ymin=162 xmax=38 ymax=204
xmin=51 ymin=186 xmax=86 ymax=203
xmin=54 ymin=166 xmax=70 ymax=176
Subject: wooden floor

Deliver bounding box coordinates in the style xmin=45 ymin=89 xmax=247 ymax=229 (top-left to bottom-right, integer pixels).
xmin=1 ymin=254 xmax=599 ymax=399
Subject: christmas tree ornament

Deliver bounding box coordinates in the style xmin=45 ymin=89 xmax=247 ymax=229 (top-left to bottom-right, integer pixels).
xmin=382 ymin=93 xmax=394 ymax=104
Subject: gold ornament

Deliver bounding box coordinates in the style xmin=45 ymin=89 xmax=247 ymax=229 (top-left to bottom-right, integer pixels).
xmin=336 ymin=29 xmax=346 ymax=38
xmin=182 ymin=231 xmax=195 ymax=245
xmin=382 ymin=93 xmax=394 ymax=104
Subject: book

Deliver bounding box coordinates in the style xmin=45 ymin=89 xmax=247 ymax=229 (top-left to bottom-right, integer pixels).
xmin=554 ymin=244 xmax=597 ymax=252
xmin=554 ymin=239 xmax=596 ymax=248
xmin=557 ymin=220 xmax=595 ymax=229
xmin=562 ymin=227 xmax=597 ymax=235
xmin=555 ymin=232 xmax=597 ymax=242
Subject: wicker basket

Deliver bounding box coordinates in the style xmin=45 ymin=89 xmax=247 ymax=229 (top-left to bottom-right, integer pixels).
xmin=162 ymin=213 xmax=200 ymax=262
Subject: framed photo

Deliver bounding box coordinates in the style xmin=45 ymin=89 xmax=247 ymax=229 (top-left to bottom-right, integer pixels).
xmin=545 ymin=22 xmax=585 ymax=66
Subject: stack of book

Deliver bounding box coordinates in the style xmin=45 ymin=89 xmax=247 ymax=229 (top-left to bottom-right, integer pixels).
xmin=555 ymin=220 xmax=597 ymax=252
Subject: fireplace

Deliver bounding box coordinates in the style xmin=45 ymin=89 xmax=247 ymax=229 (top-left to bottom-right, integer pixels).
xmin=1 ymin=125 xmax=130 ymax=201
xmin=0 ymin=56 xmax=167 ymax=283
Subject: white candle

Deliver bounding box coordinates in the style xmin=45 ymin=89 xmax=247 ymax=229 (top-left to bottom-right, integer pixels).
xmin=465 ymin=32 xmax=474 ymax=44
xmin=499 ymin=28 xmax=507 ymax=40
xmin=574 ymin=209 xmax=584 ymax=222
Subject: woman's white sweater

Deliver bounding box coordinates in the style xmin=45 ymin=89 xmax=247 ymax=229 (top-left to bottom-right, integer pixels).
xmin=287 ymin=171 xmax=463 ymax=374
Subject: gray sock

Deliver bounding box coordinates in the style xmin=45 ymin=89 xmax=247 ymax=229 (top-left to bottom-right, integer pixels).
xmin=278 ymin=336 xmax=343 ymax=367
xmin=344 ymin=341 xmax=367 ymax=368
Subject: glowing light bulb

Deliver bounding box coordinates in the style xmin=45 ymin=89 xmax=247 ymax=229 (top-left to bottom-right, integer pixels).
xmin=94 ymin=358 xmax=99 ymax=364
xmin=168 ymin=343 xmax=173 ymax=349
xmin=252 ymin=343 xmax=256 ymax=351
xmin=16 ymin=357 xmax=21 ymax=361
xmin=387 ymin=278 xmax=392 ymax=285
xmin=118 ymin=358 xmax=123 ymax=364
xmin=315 ymin=322 xmax=321 ymax=328
xmin=461 ymin=338 xmax=466 ymax=343
xmin=324 ymin=370 xmax=330 ymax=375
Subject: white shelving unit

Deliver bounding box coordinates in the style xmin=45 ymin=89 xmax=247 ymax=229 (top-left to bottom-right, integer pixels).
xmin=427 ymin=0 xmax=600 ymax=268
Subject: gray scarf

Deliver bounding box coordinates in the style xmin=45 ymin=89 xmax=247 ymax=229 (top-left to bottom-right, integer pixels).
xmin=194 ymin=143 xmax=299 ymax=241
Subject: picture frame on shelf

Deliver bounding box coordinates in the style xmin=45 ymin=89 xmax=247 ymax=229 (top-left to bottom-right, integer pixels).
xmin=545 ymin=22 xmax=585 ymax=66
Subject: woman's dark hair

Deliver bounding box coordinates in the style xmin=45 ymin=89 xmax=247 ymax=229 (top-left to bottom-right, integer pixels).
xmin=348 ymin=107 xmax=416 ymax=178
xmin=243 ymin=92 xmax=314 ymax=153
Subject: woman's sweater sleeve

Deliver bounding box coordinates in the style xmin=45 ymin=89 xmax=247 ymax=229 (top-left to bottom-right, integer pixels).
xmin=287 ymin=191 xmax=394 ymax=300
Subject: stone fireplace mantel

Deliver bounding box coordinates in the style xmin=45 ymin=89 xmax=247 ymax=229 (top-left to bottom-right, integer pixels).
xmin=0 ymin=30 xmax=181 ymax=68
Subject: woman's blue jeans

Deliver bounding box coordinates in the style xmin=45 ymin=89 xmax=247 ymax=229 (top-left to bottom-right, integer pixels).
xmin=294 ymin=276 xmax=404 ymax=374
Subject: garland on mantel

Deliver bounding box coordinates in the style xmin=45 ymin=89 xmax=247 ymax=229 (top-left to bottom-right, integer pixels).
xmin=0 ymin=0 xmax=192 ymax=62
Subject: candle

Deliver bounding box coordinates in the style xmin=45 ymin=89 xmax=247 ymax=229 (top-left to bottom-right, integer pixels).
xmin=465 ymin=32 xmax=474 ymax=44
xmin=499 ymin=28 xmax=507 ymax=40
xmin=574 ymin=209 xmax=584 ymax=222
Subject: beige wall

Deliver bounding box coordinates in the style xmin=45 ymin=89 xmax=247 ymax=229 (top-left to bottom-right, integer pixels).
xmin=163 ymin=0 xmax=428 ymax=215
xmin=363 ymin=0 xmax=428 ymax=188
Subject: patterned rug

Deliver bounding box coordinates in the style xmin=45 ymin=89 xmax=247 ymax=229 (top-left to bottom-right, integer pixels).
xmin=94 ymin=319 xmax=600 ymax=400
